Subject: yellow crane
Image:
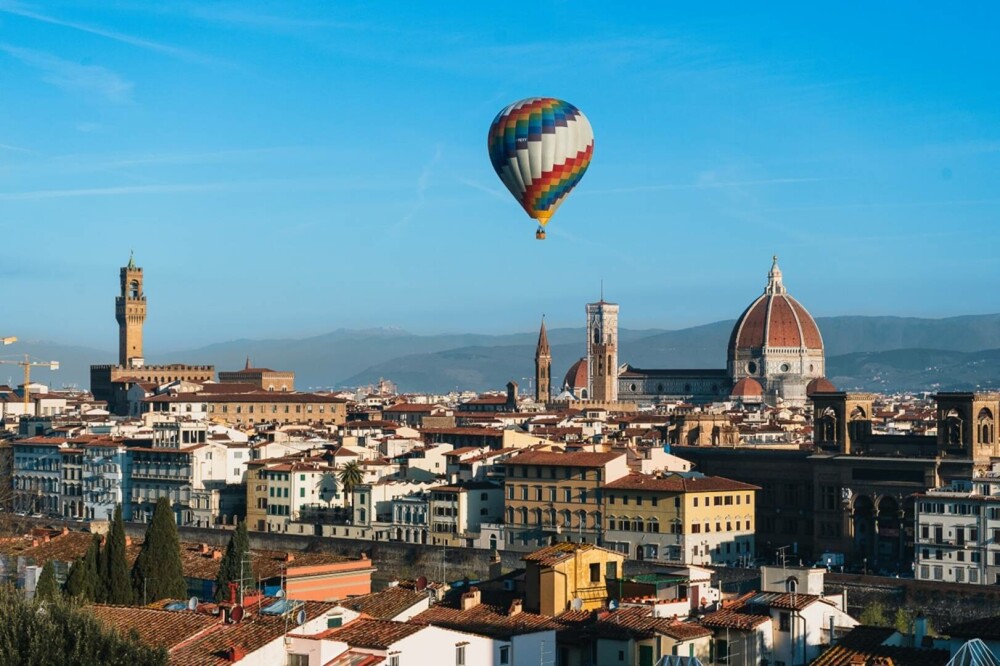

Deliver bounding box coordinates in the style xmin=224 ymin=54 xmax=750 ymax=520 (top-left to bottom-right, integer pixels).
xmin=0 ymin=352 xmax=59 ymax=413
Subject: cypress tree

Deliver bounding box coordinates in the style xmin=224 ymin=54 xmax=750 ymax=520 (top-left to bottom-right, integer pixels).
xmin=103 ymin=505 xmax=134 ymax=605
xmin=131 ymin=497 xmax=187 ymax=604
xmin=214 ymin=520 xmax=252 ymax=601
xmin=65 ymin=535 xmax=101 ymax=601
xmin=34 ymin=562 xmax=59 ymax=602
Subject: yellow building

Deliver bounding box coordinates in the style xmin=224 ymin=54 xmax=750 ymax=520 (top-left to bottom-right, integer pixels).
xmin=504 ymin=450 xmax=629 ymax=552
xmin=523 ymin=541 xmax=625 ymax=616
xmin=603 ymin=472 xmax=759 ymax=566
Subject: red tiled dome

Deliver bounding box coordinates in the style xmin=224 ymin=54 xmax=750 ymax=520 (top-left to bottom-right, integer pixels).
xmin=564 ymin=357 xmax=587 ymax=390
xmin=728 ymin=258 xmax=823 ymax=355
xmin=806 ymin=377 xmax=837 ymax=396
xmin=730 ymin=377 xmax=764 ymax=398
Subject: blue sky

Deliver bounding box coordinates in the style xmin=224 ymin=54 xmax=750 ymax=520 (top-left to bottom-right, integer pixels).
xmin=2 ymin=2 xmax=999 ymax=351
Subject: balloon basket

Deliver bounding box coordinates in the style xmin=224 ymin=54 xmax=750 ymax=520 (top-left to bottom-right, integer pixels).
xmin=535 ymin=227 xmax=546 ymax=240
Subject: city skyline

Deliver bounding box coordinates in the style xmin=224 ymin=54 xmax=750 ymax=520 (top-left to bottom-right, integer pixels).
xmin=3 ymin=3 xmax=1000 ymax=348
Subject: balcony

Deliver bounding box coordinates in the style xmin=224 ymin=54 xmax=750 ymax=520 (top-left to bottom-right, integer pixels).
xmin=131 ymin=468 xmax=190 ymax=481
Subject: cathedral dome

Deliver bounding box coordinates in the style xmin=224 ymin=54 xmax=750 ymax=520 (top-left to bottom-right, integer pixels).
xmin=728 ymin=257 xmax=823 ymax=357
xmin=730 ymin=377 xmax=764 ymax=399
xmin=806 ymin=377 xmax=837 ymax=396
xmin=564 ymin=357 xmax=588 ymax=393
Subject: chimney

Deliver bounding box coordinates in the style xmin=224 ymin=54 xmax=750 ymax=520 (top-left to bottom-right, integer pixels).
xmin=212 ymin=549 xmax=223 ymax=560
xmin=43 ymin=535 xmax=50 ymax=543
xmin=200 ymin=543 xmax=210 ymax=554
xmin=460 ymin=587 xmax=481 ymax=611
xmin=61 ymin=527 xmax=69 ymax=536
xmin=125 ymin=536 xmax=132 ymax=547
xmin=228 ymin=582 xmax=238 ymax=606
xmin=489 ymin=553 xmax=503 ymax=581
xmin=507 ymin=599 xmax=522 ymax=617
xmin=225 ymin=645 xmax=246 ymax=662
xmin=914 ymin=612 xmax=927 ymax=648
xmin=284 ymin=552 xmax=295 ymax=563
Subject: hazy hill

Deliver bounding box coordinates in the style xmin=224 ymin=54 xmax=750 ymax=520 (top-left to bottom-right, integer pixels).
xmin=12 ymin=313 xmax=1000 ymax=394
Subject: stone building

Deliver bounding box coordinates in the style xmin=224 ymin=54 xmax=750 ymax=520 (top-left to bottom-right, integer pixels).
xmin=219 ymin=359 xmax=295 ymax=392
xmin=90 ymin=255 xmax=214 ymax=414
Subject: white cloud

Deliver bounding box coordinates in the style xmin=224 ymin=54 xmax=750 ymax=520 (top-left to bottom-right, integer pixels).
xmin=0 ymin=44 xmax=133 ymax=103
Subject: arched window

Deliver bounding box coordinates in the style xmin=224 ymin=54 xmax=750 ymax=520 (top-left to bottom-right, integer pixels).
xmin=575 ymin=510 xmax=586 ymax=530
xmin=978 ymin=408 xmax=994 ymax=445
xmin=532 ymin=508 xmax=542 ymax=526
xmin=560 ymin=510 xmax=571 ymax=527
xmin=506 ymin=507 xmax=514 ymax=524
xmin=518 ymin=507 xmax=528 ymax=524
xmin=546 ymin=508 xmax=556 ymax=526
xmin=648 ymin=517 xmax=659 ymax=533
xmin=128 ymin=280 xmax=139 ymax=299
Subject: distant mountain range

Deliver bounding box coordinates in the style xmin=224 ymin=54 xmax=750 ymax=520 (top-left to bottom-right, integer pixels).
xmin=7 ymin=314 xmax=1000 ymax=395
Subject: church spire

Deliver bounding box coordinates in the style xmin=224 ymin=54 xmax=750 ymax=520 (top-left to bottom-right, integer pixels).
xmin=534 ymin=316 xmax=551 ymax=403
xmin=766 ymin=255 xmax=786 ymax=295
xmin=245 ymin=355 xmax=252 ymax=370
xmin=536 ymin=316 xmax=550 ymax=354
xmin=127 ymin=249 xmax=136 ymax=270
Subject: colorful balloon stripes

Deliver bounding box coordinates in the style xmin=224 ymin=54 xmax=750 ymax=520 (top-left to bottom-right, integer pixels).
xmin=487 ymin=98 xmax=594 ymax=231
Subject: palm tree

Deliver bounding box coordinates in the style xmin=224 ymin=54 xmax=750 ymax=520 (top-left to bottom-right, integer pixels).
xmin=338 ymin=461 xmax=364 ymax=518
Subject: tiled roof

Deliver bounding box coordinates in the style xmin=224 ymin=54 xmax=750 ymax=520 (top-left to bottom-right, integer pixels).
xmin=604 ymin=472 xmax=760 ymax=493
xmin=507 ymin=450 xmax=624 ymax=467
xmin=699 ymin=593 xmax=771 ymax=631
xmin=339 ymin=586 xmax=425 ymax=620
xmin=412 ymin=602 xmax=562 ymax=639
xmin=522 ymin=542 xmax=621 ymax=567
xmin=944 ymin=614 xmax=1000 ymax=639
xmin=592 ymin=606 xmax=712 ymax=641
xmin=810 ymin=625 xmax=950 ymax=666
xmin=320 ymin=618 xmax=424 ymax=649
xmin=88 ymin=605 xmax=218 ymax=650
xmin=167 ymin=600 xmax=337 ymax=666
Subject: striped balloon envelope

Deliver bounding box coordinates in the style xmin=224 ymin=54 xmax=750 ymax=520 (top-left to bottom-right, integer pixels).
xmin=487 ymin=97 xmax=594 ymax=239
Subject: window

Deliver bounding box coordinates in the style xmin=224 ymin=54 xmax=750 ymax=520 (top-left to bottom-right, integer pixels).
xmin=694 ymin=497 xmax=699 ymax=507
xmin=287 ymin=655 xmax=309 ymax=666
xmin=456 ymin=645 xmax=466 ymax=666
xmin=389 ymin=658 xmax=399 ymax=666
xmin=499 ymin=646 xmax=510 ymax=665
xmin=779 ymin=612 xmax=790 ymax=631
xmin=590 ymin=563 xmax=600 ymax=583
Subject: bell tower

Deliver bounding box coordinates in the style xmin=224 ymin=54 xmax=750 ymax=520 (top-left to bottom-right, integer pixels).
xmin=534 ymin=317 xmax=551 ymax=402
xmin=115 ymin=251 xmax=146 ymax=368
xmin=586 ymin=293 xmax=618 ymax=402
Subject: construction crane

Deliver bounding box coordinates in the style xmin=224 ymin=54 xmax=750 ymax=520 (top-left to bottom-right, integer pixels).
xmin=0 ymin=353 xmax=59 ymax=413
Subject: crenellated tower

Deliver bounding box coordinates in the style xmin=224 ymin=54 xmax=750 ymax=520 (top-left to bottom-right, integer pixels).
xmin=115 ymin=251 xmax=147 ymax=368
xmin=534 ymin=317 xmax=551 ymax=402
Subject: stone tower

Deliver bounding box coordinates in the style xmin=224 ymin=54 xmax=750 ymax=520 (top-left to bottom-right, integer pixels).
xmin=534 ymin=317 xmax=551 ymax=402
xmin=586 ymin=296 xmax=618 ymax=402
xmin=115 ymin=251 xmax=146 ymax=368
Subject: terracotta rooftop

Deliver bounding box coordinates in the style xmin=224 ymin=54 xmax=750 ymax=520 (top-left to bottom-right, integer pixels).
xmin=338 ymin=586 xmax=426 ymax=620
xmin=88 ymin=605 xmax=219 ymax=650
xmin=412 ymin=601 xmax=562 ymax=639
xmin=810 ymin=625 xmax=950 ymax=666
xmin=699 ymin=592 xmax=772 ymax=631
xmin=507 ymin=450 xmax=624 ymax=467
xmin=320 ymin=618 xmax=424 ymax=649
xmin=522 ymin=542 xmax=621 ymax=567
xmin=604 ymin=472 xmax=760 ymax=493
xmin=591 ymin=606 xmax=712 ymax=641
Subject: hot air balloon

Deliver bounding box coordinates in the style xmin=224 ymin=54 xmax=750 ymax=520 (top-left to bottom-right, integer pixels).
xmin=487 ymin=97 xmax=594 ymax=240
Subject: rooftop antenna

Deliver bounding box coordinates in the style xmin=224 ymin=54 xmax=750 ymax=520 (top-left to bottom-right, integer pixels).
xmin=600 ymin=279 xmax=604 ymax=302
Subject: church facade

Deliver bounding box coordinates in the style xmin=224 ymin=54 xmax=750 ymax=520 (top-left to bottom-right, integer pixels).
xmin=556 ymin=257 xmax=828 ymax=406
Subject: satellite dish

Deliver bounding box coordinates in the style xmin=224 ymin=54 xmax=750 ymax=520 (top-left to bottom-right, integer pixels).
xmin=608 ymin=599 xmax=618 ymax=611
xmin=231 ymin=606 xmax=245 ymax=623
xmin=188 ymin=596 xmax=198 ymax=611
xmin=275 ymin=589 xmax=285 ymax=598
xmin=296 ymin=609 xmax=306 ymax=626
xmin=571 ymin=598 xmax=583 ymax=611
xmin=415 ymin=576 xmax=427 ymax=591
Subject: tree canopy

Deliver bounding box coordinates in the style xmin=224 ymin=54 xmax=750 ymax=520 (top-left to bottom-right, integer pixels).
xmin=131 ymin=497 xmax=187 ymax=604
xmin=339 ymin=461 xmax=364 ymax=509
xmin=34 ymin=561 xmax=60 ymax=603
xmin=0 ymin=583 xmax=167 ymax=666
xmin=65 ymin=535 xmax=101 ymax=602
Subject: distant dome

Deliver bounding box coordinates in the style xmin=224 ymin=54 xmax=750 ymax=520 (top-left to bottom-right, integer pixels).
xmin=731 ymin=377 xmax=764 ymax=399
xmin=728 ymin=257 xmax=823 ymax=356
xmin=806 ymin=377 xmax=837 ymax=396
xmin=564 ymin=357 xmax=587 ymax=393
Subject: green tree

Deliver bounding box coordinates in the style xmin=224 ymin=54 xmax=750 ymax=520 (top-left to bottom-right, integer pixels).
xmin=338 ymin=461 xmax=364 ymax=513
xmin=893 ymin=607 xmax=912 ymax=633
xmin=131 ymin=497 xmax=187 ymax=604
xmin=66 ymin=534 xmax=102 ymax=602
xmin=102 ymin=505 xmax=134 ymax=605
xmin=0 ymin=583 xmax=167 ymax=666
xmin=214 ymin=520 xmax=252 ymax=602
xmin=34 ymin=561 xmax=59 ymax=603
xmin=860 ymin=600 xmax=889 ymax=626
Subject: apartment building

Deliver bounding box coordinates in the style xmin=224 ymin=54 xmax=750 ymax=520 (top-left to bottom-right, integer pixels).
xmin=603 ymin=472 xmax=758 ymax=565
xmin=914 ymin=470 xmax=1000 ymax=584
xmin=427 ymin=481 xmax=503 ymax=547
xmin=503 ymin=450 xmax=629 ymax=551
